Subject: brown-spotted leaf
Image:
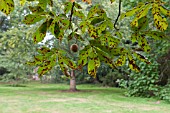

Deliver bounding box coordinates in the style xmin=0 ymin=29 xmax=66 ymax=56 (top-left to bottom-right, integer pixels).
xmin=32 ymin=21 xmax=47 ymax=43
xmin=0 ymin=0 xmax=14 ymax=15
xmin=23 ymin=14 xmax=46 ymax=25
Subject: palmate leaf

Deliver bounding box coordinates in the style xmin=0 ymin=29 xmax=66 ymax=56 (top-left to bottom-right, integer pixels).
xmin=64 ymin=2 xmax=72 ymax=14
xmin=78 ymin=45 xmax=91 ymax=68
xmin=88 ymin=48 xmax=100 ymax=78
xmin=131 ymin=4 xmax=151 ymax=27
xmin=120 ymin=2 xmax=145 ymax=20
xmin=38 ymin=0 xmax=48 ymax=10
xmin=88 ymin=25 xmax=98 ymax=38
xmin=133 ymin=52 xmax=150 ymax=64
xmin=0 ymin=0 xmax=14 ymax=15
xmin=87 ymin=5 xmax=99 ymax=19
xmin=49 ymin=19 xmax=60 ymax=39
xmin=96 ymin=21 xmax=107 ymax=35
xmin=137 ymin=16 xmax=149 ymax=31
xmin=95 ymin=48 xmax=115 ymax=68
xmin=128 ymin=54 xmax=140 ymax=72
xmin=58 ymin=54 xmax=76 ymax=77
xmin=37 ymin=47 xmax=50 ymax=54
xmin=115 ymin=55 xmax=126 ymax=66
xmin=138 ymin=35 xmax=151 ymax=52
xmin=33 ymin=21 xmax=48 ymax=43
xmin=73 ymin=10 xmax=85 ymax=19
xmin=28 ymin=6 xmax=44 ymax=14
xmin=159 ymin=5 xmax=170 ymax=17
xmin=152 ymin=3 xmax=168 ymax=31
xmin=144 ymin=31 xmax=167 ymax=40
xmin=74 ymin=2 xmax=82 ymax=9
xmin=23 ymin=14 xmax=46 ymax=25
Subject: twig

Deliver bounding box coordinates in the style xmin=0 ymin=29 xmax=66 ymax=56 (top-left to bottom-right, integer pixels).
xmin=69 ymin=2 xmax=75 ymax=30
xmin=114 ymin=0 xmax=122 ymax=30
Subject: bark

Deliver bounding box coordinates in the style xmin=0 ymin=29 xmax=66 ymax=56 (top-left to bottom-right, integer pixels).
xmin=69 ymin=70 xmax=77 ymax=91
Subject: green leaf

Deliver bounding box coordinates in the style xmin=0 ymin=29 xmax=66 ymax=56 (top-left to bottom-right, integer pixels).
xmin=145 ymin=31 xmax=167 ymax=40
xmin=73 ymin=10 xmax=85 ymax=19
xmin=88 ymin=49 xmax=100 ymax=78
xmin=138 ymin=35 xmax=151 ymax=52
xmin=37 ymin=46 xmax=51 ymax=55
xmin=23 ymin=14 xmax=46 ymax=25
xmin=95 ymin=48 xmax=115 ymax=68
xmin=131 ymin=4 xmax=151 ymax=27
xmin=80 ymin=21 xmax=88 ymax=33
xmin=90 ymin=16 xmax=104 ymax=25
xmin=97 ymin=21 xmax=107 ymax=35
xmin=0 ymin=0 xmax=14 ymax=15
xmin=33 ymin=21 xmax=48 ymax=43
xmin=64 ymin=2 xmax=72 ymax=14
xmin=133 ymin=52 xmax=150 ymax=64
xmin=28 ymin=6 xmax=44 ymax=14
xmin=49 ymin=19 xmax=60 ymax=38
xmin=74 ymin=2 xmax=82 ymax=9
xmin=88 ymin=25 xmax=98 ymax=38
xmin=137 ymin=16 xmax=149 ymax=31
xmin=87 ymin=5 xmax=99 ymax=19
xmin=38 ymin=0 xmax=48 ymax=10
xmin=78 ymin=45 xmax=91 ymax=67
xmin=159 ymin=5 xmax=170 ymax=17
xmin=110 ymin=0 xmax=115 ymax=3
xmin=59 ymin=18 xmax=70 ymax=29
xmin=20 ymin=0 xmax=26 ymax=6
xmin=120 ymin=2 xmax=145 ymax=20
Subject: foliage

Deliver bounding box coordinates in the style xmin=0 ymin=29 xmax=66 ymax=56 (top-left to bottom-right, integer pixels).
xmin=118 ymin=57 xmax=159 ymax=97
xmin=156 ymin=83 xmax=170 ymax=103
xmin=0 ymin=2 xmax=37 ymax=84
xmin=101 ymin=69 xmax=123 ymax=87
xmin=0 ymin=0 xmax=170 ymax=90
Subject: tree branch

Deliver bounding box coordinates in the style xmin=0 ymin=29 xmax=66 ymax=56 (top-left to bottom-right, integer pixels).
xmin=69 ymin=2 xmax=75 ymax=30
xmin=114 ymin=0 xmax=122 ymax=30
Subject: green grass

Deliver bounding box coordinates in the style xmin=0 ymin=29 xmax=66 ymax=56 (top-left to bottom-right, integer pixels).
xmin=0 ymin=82 xmax=170 ymax=113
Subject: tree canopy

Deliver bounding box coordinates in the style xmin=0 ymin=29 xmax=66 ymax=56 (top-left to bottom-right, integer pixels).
xmin=0 ymin=0 xmax=170 ymax=78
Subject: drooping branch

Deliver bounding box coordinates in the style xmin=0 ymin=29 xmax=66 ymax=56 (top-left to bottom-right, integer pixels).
xmin=114 ymin=0 xmax=122 ymax=30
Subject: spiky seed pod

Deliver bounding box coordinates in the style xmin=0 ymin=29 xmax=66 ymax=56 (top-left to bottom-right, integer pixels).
xmin=70 ymin=44 xmax=78 ymax=52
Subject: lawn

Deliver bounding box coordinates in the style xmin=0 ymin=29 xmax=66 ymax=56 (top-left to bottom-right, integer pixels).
xmin=0 ymin=82 xmax=170 ymax=113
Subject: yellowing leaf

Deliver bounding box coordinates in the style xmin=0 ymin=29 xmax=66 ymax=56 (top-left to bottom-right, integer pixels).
xmin=120 ymin=2 xmax=145 ymax=20
xmin=110 ymin=0 xmax=115 ymax=3
xmin=133 ymin=52 xmax=150 ymax=64
xmin=131 ymin=4 xmax=151 ymax=27
xmin=152 ymin=3 xmax=168 ymax=31
xmin=159 ymin=5 xmax=170 ymax=16
xmin=115 ymin=55 xmax=126 ymax=66
xmin=23 ymin=14 xmax=46 ymax=25
xmin=20 ymin=0 xmax=26 ymax=6
xmin=0 ymin=0 xmax=14 ymax=15
xmin=128 ymin=54 xmax=140 ymax=72
xmin=145 ymin=31 xmax=166 ymax=40
xmin=138 ymin=35 xmax=151 ymax=52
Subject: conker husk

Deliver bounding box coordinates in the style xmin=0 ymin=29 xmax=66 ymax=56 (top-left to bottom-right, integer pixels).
xmin=70 ymin=44 xmax=78 ymax=52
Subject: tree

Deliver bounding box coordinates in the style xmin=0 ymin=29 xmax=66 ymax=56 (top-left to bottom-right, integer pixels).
xmin=0 ymin=0 xmax=170 ymax=91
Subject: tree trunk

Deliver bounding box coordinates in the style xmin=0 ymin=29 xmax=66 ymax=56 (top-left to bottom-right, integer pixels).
xmin=70 ymin=70 xmax=77 ymax=91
